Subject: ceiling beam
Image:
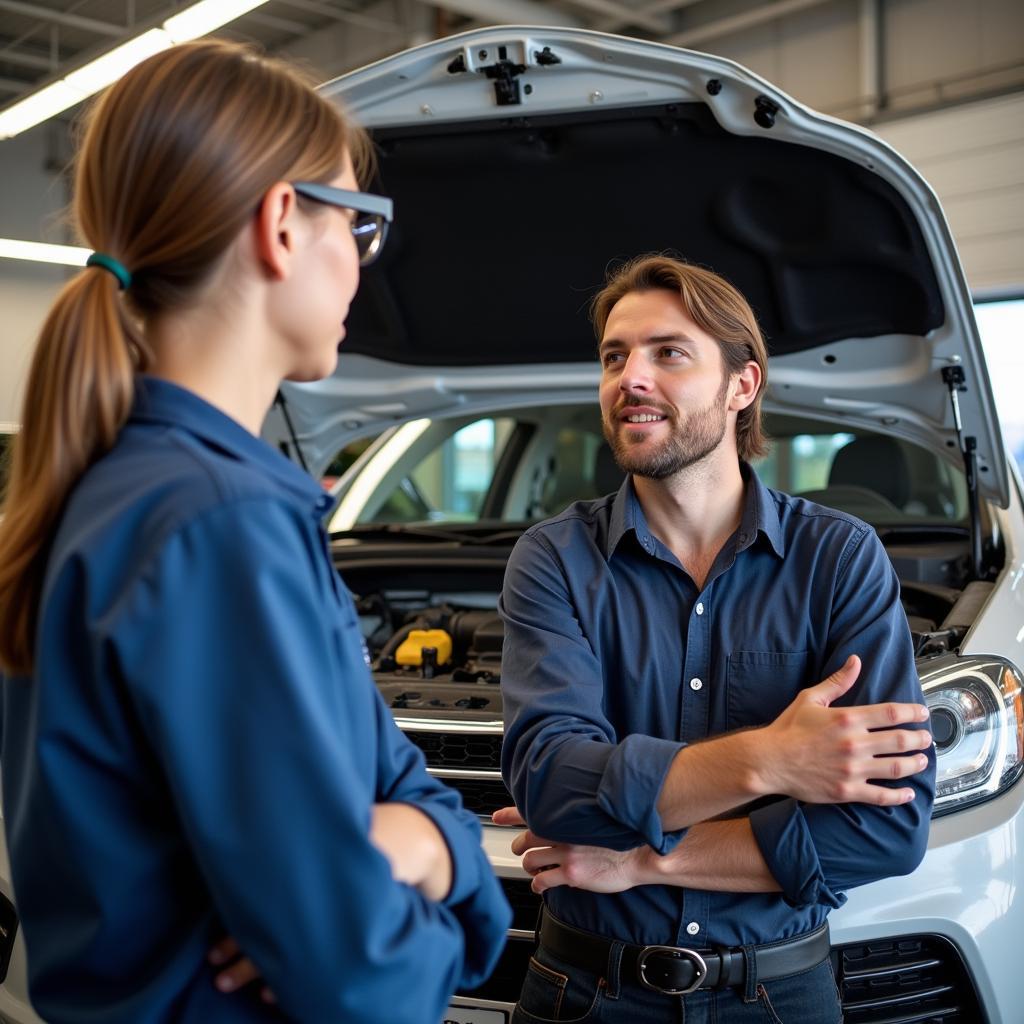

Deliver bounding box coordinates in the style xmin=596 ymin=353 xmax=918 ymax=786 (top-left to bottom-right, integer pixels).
xmin=277 ymin=0 xmax=403 ymax=35
xmin=561 ymin=0 xmax=669 ymax=34
xmin=0 ymin=0 xmax=125 ymax=37
xmin=246 ymin=10 xmax=312 ymax=35
xmin=430 ymin=0 xmax=583 ymax=29
xmin=592 ymin=0 xmax=704 ymax=34
xmin=0 ymin=47 xmax=51 ymax=70
xmin=665 ymin=0 xmax=832 ymax=48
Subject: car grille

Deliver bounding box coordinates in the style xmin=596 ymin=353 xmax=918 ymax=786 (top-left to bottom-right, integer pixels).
xmin=459 ymin=935 xmax=533 ymax=1004
xmin=440 ymin=775 xmax=513 ymax=816
xmin=502 ymin=878 xmax=541 ymax=934
xmin=404 ymin=729 xmax=502 ymax=770
xmin=836 ymin=935 xmax=984 ymax=1023
xmin=401 ymin=726 xmax=511 ymax=817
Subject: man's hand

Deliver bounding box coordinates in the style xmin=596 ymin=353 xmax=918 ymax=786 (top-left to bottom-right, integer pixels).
xmin=493 ymin=806 xmax=646 ymax=895
xmin=757 ymin=655 xmax=932 ymax=806
xmin=208 ymin=936 xmax=275 ymax=1002
xmin=371 ymin=802 xmax=453 ymax=902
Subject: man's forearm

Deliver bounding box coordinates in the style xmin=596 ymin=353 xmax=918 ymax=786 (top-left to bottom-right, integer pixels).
xmin=656 ymin=730 xmax=764 ymax=831
xmin=507 ymin=808 xmax=780 ymax=896
xmin=656 ymin=656 xmax=931 ymax=832
xmin=637 ymin=818 xmax=780 ymax=893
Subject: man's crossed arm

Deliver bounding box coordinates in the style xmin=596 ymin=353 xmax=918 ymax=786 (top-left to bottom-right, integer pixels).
xmin=496 ymin=654 xmax=932 ymax=895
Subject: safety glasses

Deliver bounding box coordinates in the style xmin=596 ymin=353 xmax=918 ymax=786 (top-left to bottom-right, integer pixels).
xmin=292 ymin=182 xmax=394 ymax=266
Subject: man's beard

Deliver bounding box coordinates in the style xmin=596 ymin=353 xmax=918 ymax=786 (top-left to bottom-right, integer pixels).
xmin=602 ymin=375 xmax=731 ymax=480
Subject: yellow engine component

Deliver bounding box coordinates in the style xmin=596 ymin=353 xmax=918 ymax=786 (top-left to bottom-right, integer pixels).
xmin=395 ymin=629 xmax=453 ymax=667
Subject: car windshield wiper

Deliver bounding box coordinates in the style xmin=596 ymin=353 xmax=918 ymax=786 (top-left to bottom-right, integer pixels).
xmin=331 ymin=523 xmax=529 ymax=546
xmin=331 ymin=524 xmax=484 ymax=543
xmin=875 ymin=524 xmax=970 ymax=543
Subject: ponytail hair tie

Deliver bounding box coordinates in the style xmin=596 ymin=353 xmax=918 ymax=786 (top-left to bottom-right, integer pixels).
xmin=86 ymin=252 xmax=132 ymax=291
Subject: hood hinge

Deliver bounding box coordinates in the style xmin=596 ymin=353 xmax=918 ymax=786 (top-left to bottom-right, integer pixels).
xmin=941 ymin=365 xmax=984 ymax=579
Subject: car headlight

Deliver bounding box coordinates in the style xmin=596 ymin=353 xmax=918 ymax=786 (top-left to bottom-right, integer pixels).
xmin=920 ymin=653 xmax=1024 ymax=816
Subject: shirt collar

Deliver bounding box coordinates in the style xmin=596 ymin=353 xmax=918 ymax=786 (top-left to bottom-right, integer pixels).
xmin=605 ymin=462 xmax=785 ymax=561
xmin=130 ymin=376 xmax=331 ymax=517
xmin=739 ymin=462 xmax=786 ymax=559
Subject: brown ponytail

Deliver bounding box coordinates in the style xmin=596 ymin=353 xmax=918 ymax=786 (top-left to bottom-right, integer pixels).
xmin=0 ymin=40 xmax=366 ymax=674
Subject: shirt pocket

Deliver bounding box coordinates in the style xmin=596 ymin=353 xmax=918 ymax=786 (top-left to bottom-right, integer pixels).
xmin=726 ymin=650 xmax=810 ymax=731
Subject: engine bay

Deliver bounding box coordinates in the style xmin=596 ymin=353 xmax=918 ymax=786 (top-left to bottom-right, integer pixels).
xmin=337 ymin=536 xmax=994 ymax=721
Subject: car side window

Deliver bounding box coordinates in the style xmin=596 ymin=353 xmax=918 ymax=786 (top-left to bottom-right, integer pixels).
xmin=359 ymin=417 xmax=516 ymax=524
xmin=756 ymin=429 xmax=967 ymax=524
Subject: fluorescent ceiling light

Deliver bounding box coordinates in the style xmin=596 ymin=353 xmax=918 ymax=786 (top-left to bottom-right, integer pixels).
xmin=0 ymin=80 xmax=80 ymax=139
xmin=63 ymin=29 xmax=171 ymax=96
xmin=0 ymin=239 xmax=90 ymax=267
xmin=164 ymin=0 xmax=270 ymax=43
xmin=0 ymin=0 xmax=270 ymax=140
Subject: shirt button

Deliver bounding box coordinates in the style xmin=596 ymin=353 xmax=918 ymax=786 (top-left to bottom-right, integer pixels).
xmin=686 ymin=922 xmax=700 ymax=936
xmin=689 ymin=678 xmax=703 ymax=691
xmin=695 ymin=602 xmax=704 ymax=616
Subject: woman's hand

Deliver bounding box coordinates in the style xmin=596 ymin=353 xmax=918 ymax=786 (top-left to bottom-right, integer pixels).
xmin=208 ymin=936 xmax=275 ymax=1003
xmin=206 ymin=804 xmax=452 ymax=997
xmin=371 ymin=802 xmax=453 ymax=902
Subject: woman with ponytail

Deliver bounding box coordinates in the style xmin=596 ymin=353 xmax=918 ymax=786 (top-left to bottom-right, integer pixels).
xmin=0 ymin=40 xmax=508 ymax=1022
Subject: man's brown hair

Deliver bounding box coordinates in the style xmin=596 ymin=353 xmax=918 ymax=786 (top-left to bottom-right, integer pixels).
xmin=591 ymin=254 xmax=770 ymax=462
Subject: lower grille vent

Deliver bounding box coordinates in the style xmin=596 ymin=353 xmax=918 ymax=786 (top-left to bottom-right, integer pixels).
xmin=836 ymin=935 xmax=983 ymax=1024
xmin=444 ymin=776 xmax=513 ymax=817
xmin=501 ymin=878 xmax=541 ymax=933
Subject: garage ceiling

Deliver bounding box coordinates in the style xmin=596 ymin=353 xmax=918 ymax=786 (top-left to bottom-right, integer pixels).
xmin=0 ymin=0 xmax=726 ymax=109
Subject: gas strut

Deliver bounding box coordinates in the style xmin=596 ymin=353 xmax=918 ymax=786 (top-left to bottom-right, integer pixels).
xmin=273 ymin=388 xmax=310 ymax=474
xmin=941 ymin=365 xmax=984 ymax=579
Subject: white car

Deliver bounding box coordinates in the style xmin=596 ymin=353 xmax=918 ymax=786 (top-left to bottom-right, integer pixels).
xmin=2 ymin=26 xmax=1022 ymax=1024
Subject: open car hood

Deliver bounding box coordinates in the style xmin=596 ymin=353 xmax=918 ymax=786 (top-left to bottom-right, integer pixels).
xmin=265 ymin=26 xmax=1009 ymax=508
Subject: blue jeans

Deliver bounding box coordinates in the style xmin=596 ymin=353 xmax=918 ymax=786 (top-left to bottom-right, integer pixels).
xmin=511 ymin=941 xmax=843 ymax=1023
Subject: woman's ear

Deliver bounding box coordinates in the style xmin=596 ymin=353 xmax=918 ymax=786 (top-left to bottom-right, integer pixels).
xmin=730 ymin=360 xmax=762 ymax=412
xmin=254 ymin=183 xmax=299 ymax=281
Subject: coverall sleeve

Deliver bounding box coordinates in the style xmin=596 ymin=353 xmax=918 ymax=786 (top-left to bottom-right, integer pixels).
xmin=371 ymin=693 xmax=511 ymax=984
xmin=500 ymin=532 xmax=688 ymax=854
xmin=113 ymin=496 xmax=500 ymax=1022
xmin=749 ymin=527 xmax=936 ymax=909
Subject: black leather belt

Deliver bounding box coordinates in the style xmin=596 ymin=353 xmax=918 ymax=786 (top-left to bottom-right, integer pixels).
xmin=539 ymin=912 xmax=831 ymax=996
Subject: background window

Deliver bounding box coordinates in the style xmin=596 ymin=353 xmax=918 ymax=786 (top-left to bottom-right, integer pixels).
xmin=975 ymin=298 xmax=1024 ymax=472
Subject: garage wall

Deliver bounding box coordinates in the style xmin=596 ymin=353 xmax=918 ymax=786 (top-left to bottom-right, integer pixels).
xmin=873 ymin=92 xmax=1024 ymax=293
xmin=0 ymin=269 xmax=66 ymax=426
xmin=683 ymin=0 xmax=864 ymax=117
xmin=704 ymin=0 xmax=1024 ymax=121
xmin=0 ymin=123 xmax=72 ymax=424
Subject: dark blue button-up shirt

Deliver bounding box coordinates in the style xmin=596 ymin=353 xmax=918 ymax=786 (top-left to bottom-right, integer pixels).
xmin=1 ymin=377 xmax=509 ymax=1023
xmin=500 ymin=467 xmax=934 ymax=949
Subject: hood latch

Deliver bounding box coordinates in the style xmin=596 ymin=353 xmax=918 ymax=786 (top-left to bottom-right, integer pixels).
xmin=447 ymin=44 xmax=555 ymax=107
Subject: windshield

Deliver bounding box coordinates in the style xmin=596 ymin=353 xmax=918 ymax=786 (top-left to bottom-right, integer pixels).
xmin=328 ymin=408 xmax=968 ymax=533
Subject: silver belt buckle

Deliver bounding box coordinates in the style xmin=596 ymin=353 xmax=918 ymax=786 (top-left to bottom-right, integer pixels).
xmin=637 ymin=944 xmax=708 ymax=995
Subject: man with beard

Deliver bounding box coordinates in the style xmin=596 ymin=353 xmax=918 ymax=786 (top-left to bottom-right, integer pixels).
xmin=497 ymin=255 xmax=935 ymax=1023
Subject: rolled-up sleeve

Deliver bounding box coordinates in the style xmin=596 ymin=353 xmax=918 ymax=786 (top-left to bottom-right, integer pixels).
xmin=750 ymin=527 xmax=935 ymax=908
xmin=500 ymin=532 xmax=687 ymax=853
xmin=112 ymin=497 xmax=496 ymax=1022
